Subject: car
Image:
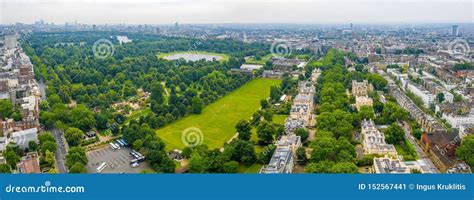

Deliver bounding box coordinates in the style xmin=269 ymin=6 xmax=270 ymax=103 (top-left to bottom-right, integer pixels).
xmin=131 ymin=162 xmax=139 ymax=168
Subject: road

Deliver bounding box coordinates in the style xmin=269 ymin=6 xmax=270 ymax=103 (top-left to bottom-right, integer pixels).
xmin=52 ymin=128 xmax=68 ymax=173
xmin=382 ymin=74 xmax=440 ymax=173
xmin=400 ymin=122 xmax=439 ymax=173
xmin=39 ymin=80 xmax=68 ymax=173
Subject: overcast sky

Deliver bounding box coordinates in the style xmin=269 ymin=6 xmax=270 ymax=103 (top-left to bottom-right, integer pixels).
xmin=0 ymin=0 xmax=473 ymax=24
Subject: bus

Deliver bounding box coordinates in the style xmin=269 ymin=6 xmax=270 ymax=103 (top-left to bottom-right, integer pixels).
xmin=110 ymin=142 xmax=118 ymax=150
xmin=116 ymin=140 xmax=124 ymax=146
xmin=114 ymin=142 xmax=121 ymax=149
xmin=96 ymin=162 xmax=107 ymax=173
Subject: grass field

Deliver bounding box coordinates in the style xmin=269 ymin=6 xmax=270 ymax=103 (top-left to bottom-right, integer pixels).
xmin=157 ymin=51 xmax=230 ymax=62
xmin=156 ymin=78 xmax=281 ymax=150
xmin=244 ymin=54 xmax=273 ymax=65
xmin=273 ymin=115 xmax=288 ymax=125
xmin=237 ymin=163 xmax=262 ymax=173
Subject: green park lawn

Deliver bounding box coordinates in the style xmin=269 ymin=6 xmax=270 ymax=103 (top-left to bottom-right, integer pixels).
xmin=157 ymin=51 xmax=230 ymax=62
xmin=244 ymin=54 xmax=273 ymax=65
xmin=273 ymin=115 xmax=288 ymax=125
xmin=156 ymin=78 xmax=281 ymax=150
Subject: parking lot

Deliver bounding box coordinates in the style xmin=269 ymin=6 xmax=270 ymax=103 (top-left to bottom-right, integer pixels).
xmin=86 ymin=145 xmax=149 ymax=173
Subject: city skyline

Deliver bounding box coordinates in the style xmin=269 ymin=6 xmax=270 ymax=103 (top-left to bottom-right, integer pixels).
xmin=1 ymin=0 xmax=473 ymax=25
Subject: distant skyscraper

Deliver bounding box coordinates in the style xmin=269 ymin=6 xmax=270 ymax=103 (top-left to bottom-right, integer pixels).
xmin=451 ymin=25 xmax=459 ymax=36
xmin=350 ymin=23 xmax=353 ymax=31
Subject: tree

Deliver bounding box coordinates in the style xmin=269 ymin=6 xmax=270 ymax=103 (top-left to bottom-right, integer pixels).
xmin=235 ymin=120 xmax=252 ymax=141
xmin=384 ymin=123 xmax=405 ymax=144
xmin=4 ymin=150 xmax=20 ymax=169
xmin=296 ymin=147 xmax=308 ymax=164
xmin=0 ymin=99 xmax=13 ymax=120
xmin=188 ymin=152 xmax=208 ymax=173
xmin=40 ymin=111 xmax=56 ymax=128
xmin=223 ymin=140 xmax=257 ymax=165
xmin=456 ymin=135 xmax=474 ymax=167
xmin=28 ymin=141 xmax=39 ymax=152
xmin=39 ymin=132 xmax=55 ymax=144
xmin=150 ymin=82 xmax=165 ymax=104
xmin=64 ymin=127 xmax=84 ymax=147
xmin=358 ymin=106 xmax=375 ymax=120
xmin=330 ymin=162 xmax=359 ymax=173
xmin=310 ymin=137 xmax=355 ymax=163
xmin=256 ymin=122 xmax=275 ymax=145
xmin=41 ymin=150 xmax=56 ymax=168
xmin=270 ymin=86 xmax=281 ymax=102
xmin=436 ymin=92 xmax=445 ymax=103
xmin=305 ymin=161 xmax=335 ymax=173
xmin=70 ymin=104 xmax=96 ymax=131
xmin=295 ymin=128 xmax=309 ymax=142
xmin=260 ymin=99 xmax=270 ymax=109
xmin=191 ymin=97 xmax=203 ymax=114
xmin=223 ymin=161 xmax=239 ymax=173
xmin=41 ymin=141 xmax=57 ymax=155
xmin=258 ymin=144 xmax=276 ymax=164
xmin=316 ymin=110 xmax=353 ymax=139
xmin=412 ymin=128 xmax=423 ymax=140
xmin=65 ymin=147 xmax=88 ymax=172
xmin=0 ymin=164 xmax=11 ymax=173
xmin=69 ymin=162 xmax=87 ymax=173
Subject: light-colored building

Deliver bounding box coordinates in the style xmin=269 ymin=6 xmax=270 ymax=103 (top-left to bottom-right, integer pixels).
xmin=352 ymin=80 xmax=373 ymax=97
xmin=11 ymin=127 xmax=38 ymax=149
xmin=4 ymin=33 xmax=18 ymax=50
xmin=406 ymin=82 xmax=435 ymax=108
xmin=373 ymin=156 xmax=432 ymax=174
xmin=439 ymin=102 xmax=474 ymax=129
xmin=260 ymin=134 xmax=301 ymax=174
xmin=458 ymin=124 xmax=473 ymax=139
xmin=361 ymin=119 xmax=397 ymax=156
xmin=311 ymin=68 xmax=321 ymax=84
xmin=298 ymin=81 xmax=315 ymax=95
xmin=355 ymin=96 xmax=373 ymax=111
xmin=240 ymin=64 xmax=263 ymax=71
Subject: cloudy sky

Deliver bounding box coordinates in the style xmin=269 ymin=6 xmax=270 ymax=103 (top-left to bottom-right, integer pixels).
xmin=0 ymin=0 xmax=473 ymax=24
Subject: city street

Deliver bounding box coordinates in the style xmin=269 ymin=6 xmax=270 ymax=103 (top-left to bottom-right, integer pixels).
xmin=39 ymin=80 xmax=68 ymax=173
xmin=400 ymin=122 xmax=439 ymax=173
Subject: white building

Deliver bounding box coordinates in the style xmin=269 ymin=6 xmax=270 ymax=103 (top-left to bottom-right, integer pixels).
xmin=407 ymin=83 xmax=435 ymax=108
xmin=240 ymin=64 xmax=263 ymax=71
xmin=373 ymin=156 xmax=432 ymax=174
xmin=361 ymin=119 xmax=397 ymax=156
xmin=458 ymin=124 xmax=474 ymax=139
xmin=442 ymin=108 xmax=474 ymax=129
xmin=10 ymin=128 xmax=38 ymax=149
xmin=260 ymin=134 xmax=301 ymax=174
xmin=355 ymin=96 xmax=373 ymax=111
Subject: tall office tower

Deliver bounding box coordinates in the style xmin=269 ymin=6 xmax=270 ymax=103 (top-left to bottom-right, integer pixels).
xmin=451 ymin=25 xmax=459 ymax=36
